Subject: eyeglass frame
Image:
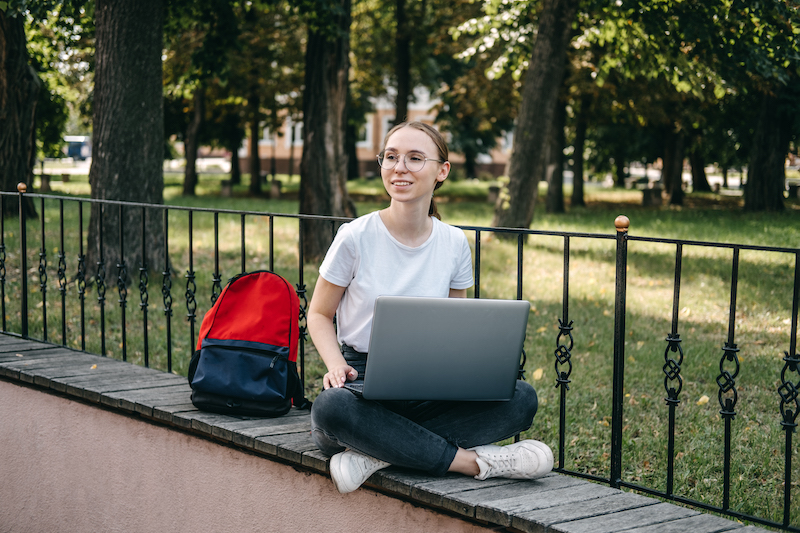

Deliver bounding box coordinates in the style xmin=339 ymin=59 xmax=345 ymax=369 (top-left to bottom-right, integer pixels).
xmin=376 ymin=151 xmax=446 ymax=172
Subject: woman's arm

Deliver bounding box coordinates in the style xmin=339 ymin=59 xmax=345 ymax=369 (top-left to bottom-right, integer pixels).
xmin=449 ymin=288 xmax=467 ymax=298
xmin=307 ymin=277 xmax=357 ymax=388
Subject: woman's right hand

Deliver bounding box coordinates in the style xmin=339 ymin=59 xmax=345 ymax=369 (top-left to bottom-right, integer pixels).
xmin=323 ymin=364 xmax=358 ymax=390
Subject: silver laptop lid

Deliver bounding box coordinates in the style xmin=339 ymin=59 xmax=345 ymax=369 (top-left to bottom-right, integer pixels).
xmin=362 ymin=296 xmax=530 ymax=401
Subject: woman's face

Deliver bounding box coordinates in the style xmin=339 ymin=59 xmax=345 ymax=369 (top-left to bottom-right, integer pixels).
xmin=380 ymin=126 xmax=450 ymax=208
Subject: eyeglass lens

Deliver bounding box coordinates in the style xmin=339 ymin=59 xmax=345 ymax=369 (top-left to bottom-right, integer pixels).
xmin=378 ymin=153 xmax=430 ymax=172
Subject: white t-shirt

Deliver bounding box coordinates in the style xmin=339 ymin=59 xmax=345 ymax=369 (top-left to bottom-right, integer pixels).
xmin=319 ymin=211 xmax=474 ymax=352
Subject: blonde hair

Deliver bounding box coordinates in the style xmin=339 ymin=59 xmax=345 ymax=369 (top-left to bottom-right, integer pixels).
xmin=382 ymin=121 xmax=449 ymax=220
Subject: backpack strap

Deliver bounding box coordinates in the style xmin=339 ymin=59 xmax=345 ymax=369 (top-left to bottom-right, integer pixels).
xmin=288 ymin=363 xmax=312 ymax=410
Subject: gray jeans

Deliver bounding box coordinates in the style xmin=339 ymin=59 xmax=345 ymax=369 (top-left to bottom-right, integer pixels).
xmin=310 ymin=345 xmax=539 ymax=476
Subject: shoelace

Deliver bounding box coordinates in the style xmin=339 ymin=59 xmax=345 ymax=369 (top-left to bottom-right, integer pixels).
xmin=484 ymin=451 xmax=519 ymax=475
xmin=350 ymin=454 xmax=383 ymax=480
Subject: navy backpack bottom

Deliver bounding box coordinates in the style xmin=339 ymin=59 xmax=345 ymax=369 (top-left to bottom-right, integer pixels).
xmin=190 ymin=389 xmax=292 ymax=418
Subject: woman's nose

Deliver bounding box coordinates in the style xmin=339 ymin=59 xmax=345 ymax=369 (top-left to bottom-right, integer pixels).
xmin=395 ymin=156 xmax=409 ymax=172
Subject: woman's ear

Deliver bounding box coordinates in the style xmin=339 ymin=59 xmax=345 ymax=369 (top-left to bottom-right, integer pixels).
xmin=437 ymin=161 xmax=451 ymax=183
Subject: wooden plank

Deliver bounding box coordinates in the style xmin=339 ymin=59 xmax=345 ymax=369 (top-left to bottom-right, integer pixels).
xmin=551 ymin=502 xmax=699 ymax=533
xmin=102 ymin=385 xmax=192 ymax=414
xmin=0 ymin=346 xmax=70 ymax=363
xmin=30 ymin=365 xmax=138 ymax=389
xmin=410 ymin=476 xmax=546 ymax=514
xmin=0 ymin=338 xmax=53 ymax=353
xmin=301 ymin=448 xmax=329 ymax=474
xmin=475 ymin=480 xmax=625 ymax=527
xmin=151 ymin=403 xmax=199 ymax=426
xmin=254 ymin=431 xmax=318 ymax=462
xmin=439 ymin=474 xmax=586 ymax=519
xmin=619 ymin=513 xmax=747 ymax=533
xmin=370 ymin=468 xmax=438 ymax=497
xmin=3 ymin=355 xmax=123 ymax=383
xmin=213 ymin=416 xmax=311 ymax=446
xmin=187 ymin=411 xmax=242 ymax=437
xmin=56 ymin=373 xmax=186 ymax=402
xmin=512 ymin=492 xmax=659 ymax=533
xmin=7 ymin=356 xmax=129 ymax=386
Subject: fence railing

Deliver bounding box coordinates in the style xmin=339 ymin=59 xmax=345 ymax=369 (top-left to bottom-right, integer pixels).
xmin=2 ymin=185 xmax=798 ymax=532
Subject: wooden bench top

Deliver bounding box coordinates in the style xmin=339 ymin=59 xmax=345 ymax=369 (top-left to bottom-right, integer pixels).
xmin=0 ymin=334 xmax=772 ymax=533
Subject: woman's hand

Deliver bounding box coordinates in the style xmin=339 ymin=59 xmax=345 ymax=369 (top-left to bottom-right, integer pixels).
xmin=323 ymin=365 xmax=358 ymax=389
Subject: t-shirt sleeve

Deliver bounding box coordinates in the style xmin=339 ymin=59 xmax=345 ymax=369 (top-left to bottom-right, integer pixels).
xmin=450 ymin=231 xmax=474 ymax=290
xmin=318 ymin=224 xmax=358 ymax=288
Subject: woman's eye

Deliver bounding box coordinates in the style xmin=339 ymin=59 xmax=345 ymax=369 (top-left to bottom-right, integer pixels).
xmin=408 ymin=155 xmax=424 ymax=163
xmin=385 ymin=154 xmax=398 ymax=161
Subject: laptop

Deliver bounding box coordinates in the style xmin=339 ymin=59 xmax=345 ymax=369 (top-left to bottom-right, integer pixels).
xmin=345 ymin=296 xmax=530 ymax=401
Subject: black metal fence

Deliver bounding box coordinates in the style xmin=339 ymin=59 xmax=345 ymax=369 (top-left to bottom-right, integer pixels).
xmin=2 ymin=187 xmax=798 ymax=531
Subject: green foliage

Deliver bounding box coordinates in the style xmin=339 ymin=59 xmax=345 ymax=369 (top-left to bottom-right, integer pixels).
xmin=24 ymin=6 xmax=93 ymax=157
xmin=165 ymin=0 xmax=240 ymax=84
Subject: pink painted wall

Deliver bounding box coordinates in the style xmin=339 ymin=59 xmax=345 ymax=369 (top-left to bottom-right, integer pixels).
xmin=0 ymin=380 xmax=492 ymax=533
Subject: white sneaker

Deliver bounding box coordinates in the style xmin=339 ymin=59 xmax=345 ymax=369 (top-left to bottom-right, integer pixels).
xmin=470 ymin=440 xmax=554 ymax=481
xmin=329 ymin=449 xmax=390 ymax=493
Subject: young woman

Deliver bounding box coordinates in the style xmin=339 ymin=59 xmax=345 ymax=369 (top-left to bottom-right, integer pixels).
xmin=307 ymin=121 xmax=552 ymax=493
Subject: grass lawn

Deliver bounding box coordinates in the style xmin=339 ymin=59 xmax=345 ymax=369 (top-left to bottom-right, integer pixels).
xmin=10 ymin=168 xmax=800 ymax=529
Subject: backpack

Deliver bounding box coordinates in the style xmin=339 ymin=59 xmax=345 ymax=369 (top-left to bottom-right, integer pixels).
xmin=187 ymin=270 xmax=312 ymax=417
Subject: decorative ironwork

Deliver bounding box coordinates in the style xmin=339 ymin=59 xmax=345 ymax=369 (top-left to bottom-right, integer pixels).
xmin=117 ymin=260 xmax=128 ymax=308
xmin=296 ymin=281 xmax=308 ymax=344
xmin=717 ymin=342 xmax=740 ymax=417
xmin=139 ymin=266 xmax=149 ymax=310
xmin=555 ymin=319 xmax=573 ymax=390
xmin=57 ymin=254 xmax=67 ymax=300
xmin=779 ymin=351 xmax=800 ymax=431
xmin=211 ymin=272 xmax=222 ymax=304
xmin=185 ymin=269 xmax=197 ymax=327
xmin=162 ymin=267 xmax=173 ymax=316
xmin=663 ymin=333 xmax=684 ymax=404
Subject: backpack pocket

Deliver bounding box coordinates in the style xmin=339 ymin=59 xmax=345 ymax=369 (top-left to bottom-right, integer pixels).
xmin=190 ymin=338 xmax=290 ymax=402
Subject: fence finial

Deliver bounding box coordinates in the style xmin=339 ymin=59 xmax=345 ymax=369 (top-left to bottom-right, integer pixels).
xmin=17 ymin=183 xmax=27 ymax=193
xmin=615 ymin=215 xmax=630 ymax=232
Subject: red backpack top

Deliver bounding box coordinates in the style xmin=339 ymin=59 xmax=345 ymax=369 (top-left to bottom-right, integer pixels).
xmin=195 ymin=270 xmax=300 ymax=363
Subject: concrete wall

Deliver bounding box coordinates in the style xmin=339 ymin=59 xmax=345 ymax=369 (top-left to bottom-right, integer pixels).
xmin=0 ymin=379 xmax=492 ymax=533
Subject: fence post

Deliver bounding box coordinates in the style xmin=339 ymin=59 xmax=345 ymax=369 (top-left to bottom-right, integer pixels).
xmin=610 ymin=215 xmax=630 ymax=488
xmin=18 ymin=183 xmax=29 ymax=339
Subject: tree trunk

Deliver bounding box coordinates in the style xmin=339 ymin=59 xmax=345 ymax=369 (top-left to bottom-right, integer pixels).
xmin=744 ymin=90 xmax=788 ymax=212
xmin=182 ymin=84 xmax=205 ymax=196
xmin=492 ymin=0 xmax=579 ymax=230
xmin=612 ymin=145 xmax=625 ymax=188
xmin=721 ymin=165 xmax=728 ymax=188
xmin=463 ymin=147 xmax=477 ymax=180
xmin=248 ymin=93 xmax=262 ymax=195
xmin=570 ymin=93 xmax=589 ymax=208
xmin=346 ymin=118 xmax=359 ymax=179
xmin=545 ymin=100 xmax=566 ymax=214
xmin=689 ymin=148 xmax=711 ymax=192
xmin=394 ymin=0 xmax=410 ymax=125
xmin=86 ymin=0 xmax=166 ymax=281
xmin=300 ymin=0 xmax=355 ymax=263
xmin=661 ymin=128 xmax=685 ymax=206
xmin=229 ymin=148 xmax=241 ymax=185
xmin=0 ymin=12 xmax=39 ymax=218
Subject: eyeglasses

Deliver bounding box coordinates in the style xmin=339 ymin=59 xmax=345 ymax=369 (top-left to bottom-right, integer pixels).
xmin=377 ymin=152 xmax=445 ymax=172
